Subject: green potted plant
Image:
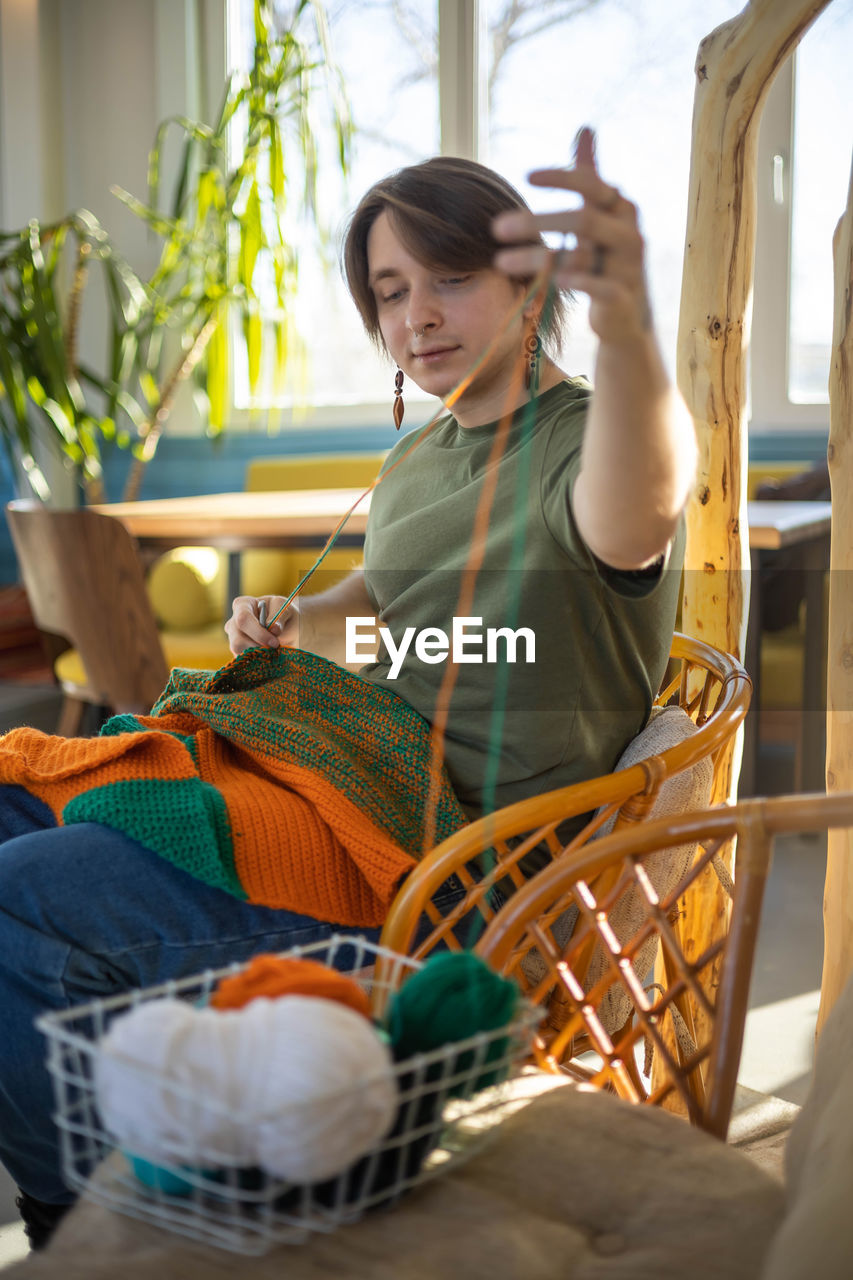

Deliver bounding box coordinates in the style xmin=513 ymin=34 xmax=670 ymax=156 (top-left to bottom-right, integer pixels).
xmin=0 ymin=0 xmax=351 ymax=505
xmin=0 ymin=211 xmax=149 ymax=504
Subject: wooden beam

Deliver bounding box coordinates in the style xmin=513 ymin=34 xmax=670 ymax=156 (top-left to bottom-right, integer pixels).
xmin=653 ymin=1 xmax=830 ymax=1102
xmin=818 ymin=149 xmax=853 ymax=1035
xmin=679 ymin=0 xmax=830 ymax=672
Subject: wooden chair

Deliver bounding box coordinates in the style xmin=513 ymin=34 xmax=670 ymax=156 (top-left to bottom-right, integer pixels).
xmin=475 ymin=791 xmax=853 ymax=1137
xmin=6 ymin=501 xmax=192 ymax=733
xmin=380 ymin=633 xmax=751 ymax=965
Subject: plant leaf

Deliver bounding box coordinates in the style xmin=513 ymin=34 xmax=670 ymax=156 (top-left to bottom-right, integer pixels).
xmin=206 ymin=307 xmax=229 ymax=433
xmin=239 ymin=181 xmax=262 ymax=294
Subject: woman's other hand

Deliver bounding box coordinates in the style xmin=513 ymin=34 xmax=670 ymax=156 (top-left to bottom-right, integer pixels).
xmin=225 ymin=596 xmax=300 ymax=656
xmin=492 ymin=126 xmax=651 ymax=346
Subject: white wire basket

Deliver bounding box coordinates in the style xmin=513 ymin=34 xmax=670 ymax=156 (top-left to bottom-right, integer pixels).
xmin=37 ymin=934 xmax=541 ymax=1256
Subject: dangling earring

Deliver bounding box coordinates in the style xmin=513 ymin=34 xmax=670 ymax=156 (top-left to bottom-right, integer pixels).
xmin=393 ymin=369 xmax=405 ymax=430
xmin=524 ymin=332 xmax=542 ymax=394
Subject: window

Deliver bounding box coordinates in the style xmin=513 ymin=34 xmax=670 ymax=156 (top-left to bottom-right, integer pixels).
xmin=749 ymin=2 xmax=852 ymax=434
xmin=789 ymin=2 xmax=853 ymax=404
xmin=229 ymin=0 xmax=440 ymax=419
xmin=484 ymin=0 xmax=743 ymax=388
xmin=228 ymin=0 xmax=843 ymax=433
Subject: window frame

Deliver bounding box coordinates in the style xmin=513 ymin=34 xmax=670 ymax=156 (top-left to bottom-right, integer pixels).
xmin=751 ymin=54 xmax=830 ymax=438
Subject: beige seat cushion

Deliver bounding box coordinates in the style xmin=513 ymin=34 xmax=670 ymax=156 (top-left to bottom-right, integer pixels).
xmin=595 ymin=705 xmax=714 ymax=838
xmin=20 ymin=1075 xmax=783 ymax=1280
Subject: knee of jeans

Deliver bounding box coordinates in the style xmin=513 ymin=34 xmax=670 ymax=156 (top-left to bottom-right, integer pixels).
xmin=430 ymin=871 xmax=507 ymax=914
xmin=409 ymin=874 xmax=508 ymax=954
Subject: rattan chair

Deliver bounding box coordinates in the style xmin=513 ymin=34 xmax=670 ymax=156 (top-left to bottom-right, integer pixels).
xmin=475 ymin=791 xmax=853 ymax=1137
xmin=380 ymin=633 xmax=751 ymax=965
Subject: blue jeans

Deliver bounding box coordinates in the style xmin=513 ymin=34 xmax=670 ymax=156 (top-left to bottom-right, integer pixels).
xmin=0 ymin=786 xmax=465 ymax=1204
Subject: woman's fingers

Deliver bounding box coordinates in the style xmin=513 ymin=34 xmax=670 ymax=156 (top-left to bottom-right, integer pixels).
xmin=526 ymin=165 xmax=622 ymax=209
xmin=573 ymin=123 xmax=597 ymax=169
xmin=493 ymin=204 xmax=638 ymax=286
xmin=492 ymin=126 xmax=650 ymax=341
xmin=494 ymin=211 xmax=643 ymax=292
xmin=224 ymin=596 xmax=285 ymax=655
xmin=494 ymin=202 xmax=629 ymax=248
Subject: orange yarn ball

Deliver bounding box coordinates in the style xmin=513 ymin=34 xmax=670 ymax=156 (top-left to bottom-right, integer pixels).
xmin=210 ymin=954 xmax=371 ymax=1020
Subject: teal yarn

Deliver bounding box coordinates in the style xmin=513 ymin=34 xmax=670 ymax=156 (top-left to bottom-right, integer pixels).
xmin=388 ymin=952 xmax=519 ymax=1096
xmin=126 ymin=1155 xmax=224 ymax=1197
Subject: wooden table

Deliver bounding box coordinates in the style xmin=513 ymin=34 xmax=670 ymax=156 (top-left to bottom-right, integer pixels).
xmin=94 ymin=489 xmax=372 ymax=604
xmin=744 ymin=500 xmax=832 ymax=796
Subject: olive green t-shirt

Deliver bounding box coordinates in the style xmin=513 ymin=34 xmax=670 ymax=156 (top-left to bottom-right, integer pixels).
xmin=360 ymin=379 xmax=684 ymax=821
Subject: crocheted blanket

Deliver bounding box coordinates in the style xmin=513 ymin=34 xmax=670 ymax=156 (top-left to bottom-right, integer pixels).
xmin=0 ymin=647 xmax=468 ymax=926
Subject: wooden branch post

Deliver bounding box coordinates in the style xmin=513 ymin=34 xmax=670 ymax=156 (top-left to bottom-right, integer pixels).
xmin=818 ymin=152 xmax=853 ymax=1036
xmin=654 ymin=0 xmax=830 ymax=1102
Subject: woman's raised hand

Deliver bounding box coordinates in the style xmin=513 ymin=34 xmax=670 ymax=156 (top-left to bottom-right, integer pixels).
xmin=492 ymin=126 xmax=651 ymax=346
xmin=224 ymin=596 xmax=300 ymax=656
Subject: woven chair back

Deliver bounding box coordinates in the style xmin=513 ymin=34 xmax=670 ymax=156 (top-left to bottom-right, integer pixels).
xmin=477 ymin=791 xmax=853 ymax=1136
xmin=380 ymin=633 xmax=751 ymax=964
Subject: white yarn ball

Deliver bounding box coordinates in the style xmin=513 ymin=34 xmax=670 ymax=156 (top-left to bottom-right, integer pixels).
xmin=95 ymin=998 xmax=254 ymax=1165
xmin=244 ymin=996 xmax=397 ymax=1183
xmin=94 ymin=994 xmax=397 ymax=1182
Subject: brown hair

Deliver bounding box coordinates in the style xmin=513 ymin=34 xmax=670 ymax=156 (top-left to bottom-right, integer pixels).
xmin=342 ymin=155 xmax=567 ymax=352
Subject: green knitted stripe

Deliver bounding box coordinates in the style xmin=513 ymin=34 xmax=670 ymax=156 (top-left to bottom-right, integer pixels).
xmin=102 ymin=716 xmax=199 ymax=764
xmin=101 ymin=715 xmax=147 ymax=736
xmin=150 ymin=647 xmax=468 ymax=856
xmin=62 ymin=777 xmax=244 ymax=899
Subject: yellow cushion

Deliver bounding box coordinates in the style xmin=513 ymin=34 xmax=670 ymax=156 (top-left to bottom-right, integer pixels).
xmin=146 ymin=547 xmax=226 ymax=630
xmin=759 ymin=579 xmax=829 ymax=712
xmin=760 ymin=627 xmax=805 ymax=710
xmin=245 ymin=453 xmax=386 ymax=494
xmin=747 ymin=462 xmax=810 ymax=500
xmin=54 ymin=625 xmax=234 ymax=692
xmin=54 ymin=648 xmax=90 ymax=689
xmin=243 ymin=453 xmax=386 ymax=598
xmin=239 ymin=549 xmax=298 ymax=600
xmin=161 ymin=624 xmax=235 ymax=671
xmin=144 ymin=454 xmax=386 ymax=622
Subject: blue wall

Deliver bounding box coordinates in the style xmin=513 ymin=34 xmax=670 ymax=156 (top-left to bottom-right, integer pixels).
xmin=0 ymin=425 xmax=829 ymax=586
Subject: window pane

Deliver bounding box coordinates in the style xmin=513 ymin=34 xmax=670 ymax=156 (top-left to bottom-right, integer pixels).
xmin=232 ymin=1 xmax=439 ymax=412
xmin=485 ymin=0 xmax=742 ymax=380
xmin=789 ymin=2 xmax=853 ymax=404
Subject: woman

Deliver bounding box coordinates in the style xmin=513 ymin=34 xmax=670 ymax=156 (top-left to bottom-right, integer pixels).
xmin=227 ymin=130 xmax=695 ymax=831
xmin=0 ymin=130 xmax=695 ymax=1245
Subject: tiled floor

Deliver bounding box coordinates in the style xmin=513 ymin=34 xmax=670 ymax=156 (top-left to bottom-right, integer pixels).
xmin=0 ymin=686 xmax=827 ymax=1267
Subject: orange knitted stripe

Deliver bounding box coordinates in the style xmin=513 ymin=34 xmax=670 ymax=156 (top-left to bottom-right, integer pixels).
xmin=193 ymin=731 xmax=415 ymax=925
xmin=0 ymin=725 xmax=198 ymax=823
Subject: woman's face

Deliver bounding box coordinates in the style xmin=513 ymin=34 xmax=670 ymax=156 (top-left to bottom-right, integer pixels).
xmin=366 ymin=210 xmax=531 ymax=426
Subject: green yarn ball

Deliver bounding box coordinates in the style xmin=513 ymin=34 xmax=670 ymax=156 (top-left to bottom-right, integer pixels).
xmin=388 ymin=952 xmax=520 ymax=1096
